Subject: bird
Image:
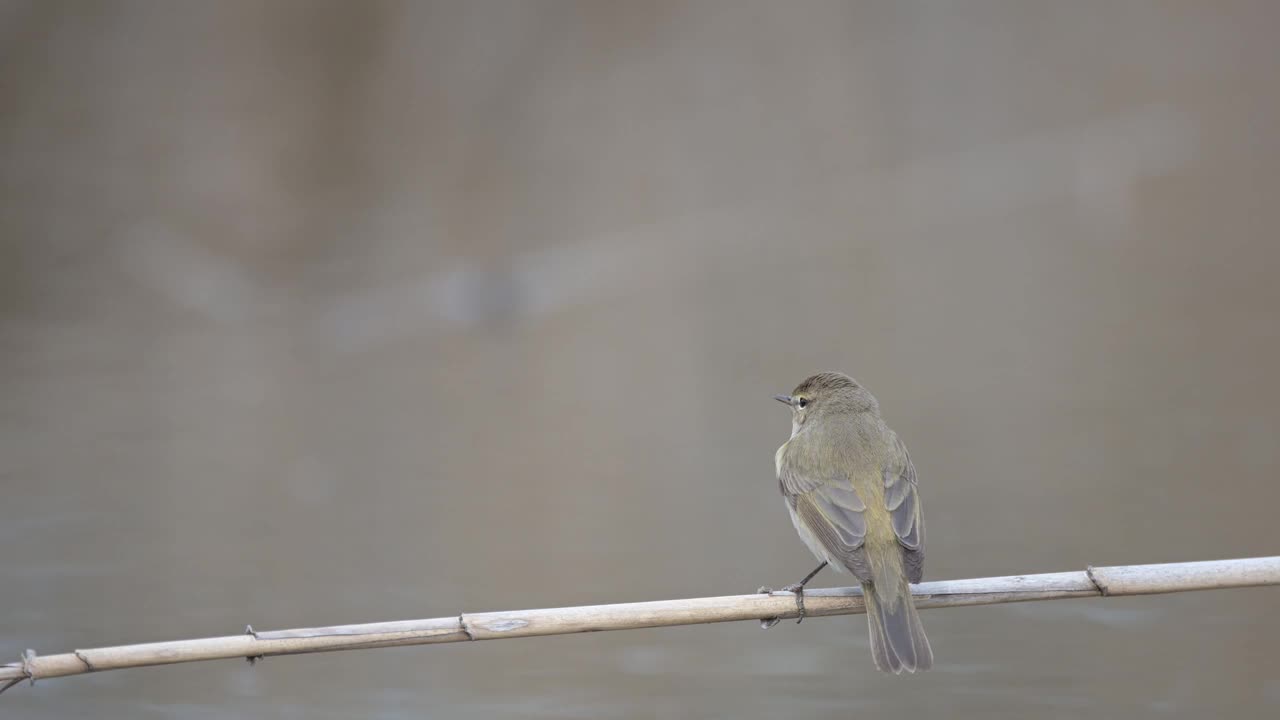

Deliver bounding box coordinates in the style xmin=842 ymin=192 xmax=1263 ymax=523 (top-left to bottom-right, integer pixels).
xmin=767 ymin=371 xmax=933 ymax=673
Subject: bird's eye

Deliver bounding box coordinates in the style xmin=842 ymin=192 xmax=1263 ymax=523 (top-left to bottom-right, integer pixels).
xmin=796 ymin=398 xmax=808 ymax=409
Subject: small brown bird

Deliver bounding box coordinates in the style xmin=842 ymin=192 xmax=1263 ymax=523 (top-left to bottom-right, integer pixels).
xmin=768 ymin=372 xmax=932 ymax=673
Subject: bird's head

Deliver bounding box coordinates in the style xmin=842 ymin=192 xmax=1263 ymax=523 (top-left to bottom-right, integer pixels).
xmin=774 ymin=371 xmax=879 ymax=433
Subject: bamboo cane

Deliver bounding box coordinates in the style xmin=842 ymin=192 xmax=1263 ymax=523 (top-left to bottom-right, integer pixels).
xmin=2 ymin=556 xmax=1277 ymax=694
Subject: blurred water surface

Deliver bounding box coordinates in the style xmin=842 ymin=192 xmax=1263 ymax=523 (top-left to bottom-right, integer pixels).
xmin=2 ymin=2 xmax=1279 ymax=718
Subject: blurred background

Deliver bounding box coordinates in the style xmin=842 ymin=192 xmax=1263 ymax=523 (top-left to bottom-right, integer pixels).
xmin=2 ymin=1 xmax=1279 ymax=717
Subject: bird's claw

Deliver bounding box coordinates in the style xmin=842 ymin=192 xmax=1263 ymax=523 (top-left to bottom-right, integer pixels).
xmin=757 ymin=586 xmax=783 ymax=628
xmin=757 ymin=584 xmax=807 ymax=627
xmin=781 ymin=583 xmax=808 ymax=624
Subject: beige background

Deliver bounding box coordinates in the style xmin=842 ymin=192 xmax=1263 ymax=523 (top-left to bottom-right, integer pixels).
xmin=2 ymin=1 xmax=1279 ymax=718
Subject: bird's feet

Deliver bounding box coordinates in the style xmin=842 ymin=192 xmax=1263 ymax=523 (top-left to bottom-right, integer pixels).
xmin=757 ymin=586 xmax=783 ymax=629
xmin=757 ymin=561 xmax=827 ymax=629
xmin=781 ymin=582 xmax=808 ymax=624
xmin=756 ymin=584 xmax=808 ymax=628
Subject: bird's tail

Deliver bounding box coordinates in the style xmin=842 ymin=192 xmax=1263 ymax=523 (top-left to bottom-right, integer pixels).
xmin=863 ymin=578 xmax=933 ymax=674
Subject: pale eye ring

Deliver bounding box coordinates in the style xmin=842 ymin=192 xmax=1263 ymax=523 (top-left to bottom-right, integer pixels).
xmin=796 ymin=397 xmax=808 ymax=409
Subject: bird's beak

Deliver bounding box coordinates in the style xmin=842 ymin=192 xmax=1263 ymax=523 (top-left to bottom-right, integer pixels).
xmin=773 ymin=394 xmax=793 ymax=406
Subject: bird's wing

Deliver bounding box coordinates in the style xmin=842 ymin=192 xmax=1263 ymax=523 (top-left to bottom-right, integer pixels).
xmin=779 ymin=445 xmax=871 ymax=579
xmin=883 ymin=431 xmax=925 ymax=583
